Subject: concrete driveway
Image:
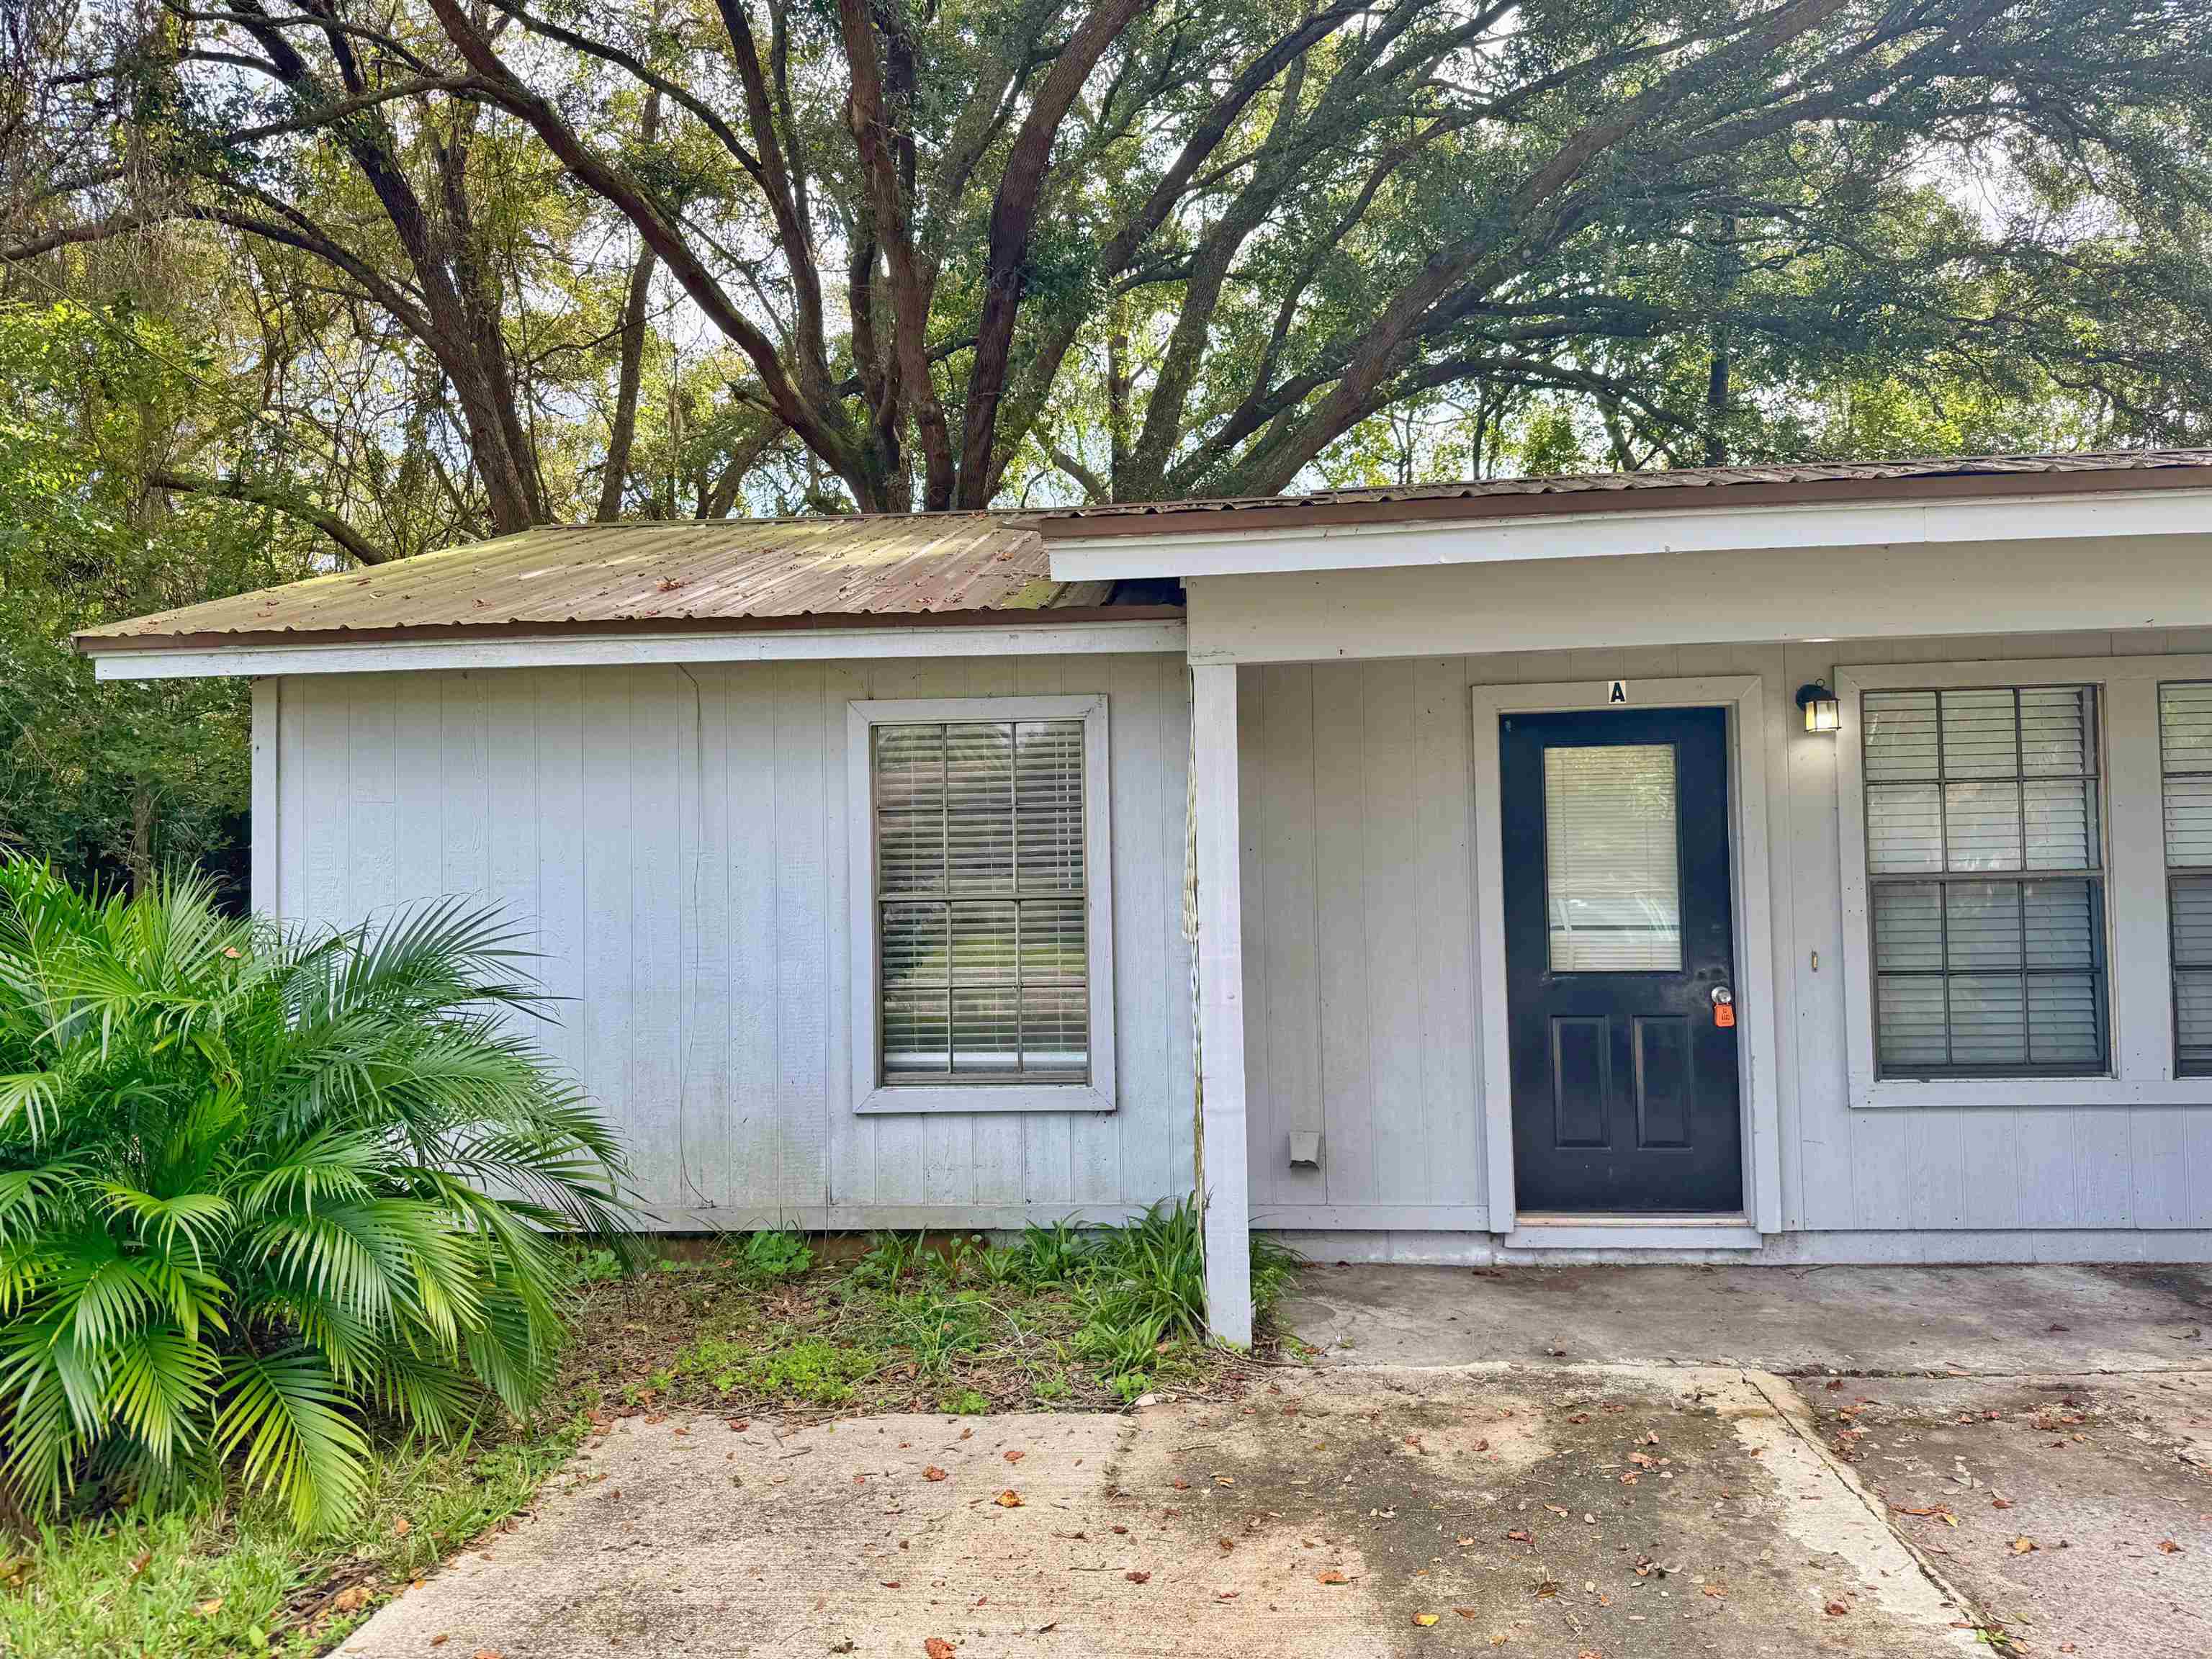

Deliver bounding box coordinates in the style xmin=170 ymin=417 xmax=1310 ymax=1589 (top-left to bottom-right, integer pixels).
xmin=340 ymin=1265 xmax=2212 ymax=1659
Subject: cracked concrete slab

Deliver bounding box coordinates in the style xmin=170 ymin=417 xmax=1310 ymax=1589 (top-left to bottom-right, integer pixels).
xmin=340 ymin=1367 xmax=1984 ymax=1659
xmin=1807 ymin=1370 xmax=2212 ymax=1659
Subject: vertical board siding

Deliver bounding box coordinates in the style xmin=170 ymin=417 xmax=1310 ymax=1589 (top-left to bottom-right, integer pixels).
xmin=1233 ymin=629 xmax=2212 ymax=1234
xmin=274 ymin=621 xmax=2212 ymax=1238
xmin=277 ymin=656 xmax=1195 ymax=1226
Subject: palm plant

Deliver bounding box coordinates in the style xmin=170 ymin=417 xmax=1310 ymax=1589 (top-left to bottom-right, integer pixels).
xmin=0 ymin=857 xmax=631 ymax=1532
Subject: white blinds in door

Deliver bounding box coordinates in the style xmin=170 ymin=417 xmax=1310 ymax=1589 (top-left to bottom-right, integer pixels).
xmin=1543 ymin=742 xmax=1683 ymax=973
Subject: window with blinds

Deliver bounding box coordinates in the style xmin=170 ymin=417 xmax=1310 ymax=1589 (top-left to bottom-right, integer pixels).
xmin=873 ymin=719 xmax=1089 ymax=1084
xmin=1543 ymin=744 xmax=1682 ymax=972
xmin=1861 ymin=685 xmax=2107 ymax=1076
xmin=2161 ymin=684 xmax=2212 ymax=1075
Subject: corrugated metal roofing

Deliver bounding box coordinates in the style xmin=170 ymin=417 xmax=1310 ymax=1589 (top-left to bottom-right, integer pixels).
xmin=1040 ymin=448 xmax=2212 ymax=535
xmin=76 ymin=513 xmax=1132 ymax=652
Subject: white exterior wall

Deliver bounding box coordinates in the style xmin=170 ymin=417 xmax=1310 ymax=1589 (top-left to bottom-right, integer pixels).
xmin=266 ymin=654 xmax=1195 ymax=1230
xmin=1233 ymin=626 xmax=2212 ymax=1252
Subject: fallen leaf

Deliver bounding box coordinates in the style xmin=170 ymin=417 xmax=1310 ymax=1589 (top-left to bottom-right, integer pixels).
xmin=923 ymin=1467 xmax=948 ymax=1482
xmin=1125 ymin=1570 xmax=1151 ymax=1584
xmin=1701 ymin=1584 xmax=1725 ymax=1599
xmin=1004 ymin=1450 xmax=1024 ymax=1464
xmin=994 ymin=1490 xmax=1024 ymax=1509
xmin=1506 ymin=1529 xmax=1532 ymax=1544
xmin=431 ymin=1640 xmax=449 ymax=1650
xmin=1454 ymin=1607 xmax=1478 ymax=1618
xmin=194 ymin=1599 xmax=223 ymax=1618
xmin=1992 ymin=1498 xmax=2013 ymax=1510
xmin=472 ymin=1651 xmax=503 ymax=1659
xmin=2012 ymin=1537 xmax=2038 ymax=1555
xmin=1825 ymin=1602 xmax=1849 ymax=1617
xmin=390 ymin=1516 xmax=411 ymax=1538
xmin=1172 ymin=1478 xmax=1191 ymax=1491
xmin=925 ymin=1640 xmax=956 ymax=1659
xmin=125 ymin=1549 xmax=152 ymax=1580
xmin=2160 ymin=1539 xmax=2183 ymax=1554
xmin=332 ymin=1585 xmax=372 ymax=1614
xmin=1317 ymin=1570 xmax=1349 ymax=1586
xmin=1413 ymin=1612 xmax=1440 ymax=1627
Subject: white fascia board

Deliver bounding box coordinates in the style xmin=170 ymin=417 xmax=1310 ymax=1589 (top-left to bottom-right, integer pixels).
xmin=88 ymin=617 xmax=1189 ymax=681
xmin=1043 ymin=485 xmax=2212 ymax=583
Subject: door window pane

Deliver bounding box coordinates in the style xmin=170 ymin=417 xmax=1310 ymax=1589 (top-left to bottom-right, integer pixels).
xmin=1864 ymin=685 xmax=2105 ymax=1076
xmin=873 ymin=719 xmax=1088 ymax=1083
xmin=1544 ymin=743 xmax=1681 ymax=973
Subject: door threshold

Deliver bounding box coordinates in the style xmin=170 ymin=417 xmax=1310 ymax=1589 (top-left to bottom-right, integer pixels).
xmin=1515 ymin=1213 xmax=1750 ymax=1227
xmin=1503 ymin=1214 xmax=1763 ymax=1251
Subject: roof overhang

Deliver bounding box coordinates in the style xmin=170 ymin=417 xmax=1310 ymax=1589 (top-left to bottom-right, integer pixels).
xmin=85 ymin=610 xmax=1187 ymax=681
xmin=1043 ymin=476 xmax=2212 ymax=583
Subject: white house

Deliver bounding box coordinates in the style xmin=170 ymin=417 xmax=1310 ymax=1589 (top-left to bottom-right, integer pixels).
xmin=78 ymin=450 xmax=2212 ymax=1341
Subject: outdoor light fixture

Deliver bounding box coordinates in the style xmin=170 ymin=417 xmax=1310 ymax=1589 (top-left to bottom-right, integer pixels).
xmin=1796 ymin=680 xmax=1841 ymax=734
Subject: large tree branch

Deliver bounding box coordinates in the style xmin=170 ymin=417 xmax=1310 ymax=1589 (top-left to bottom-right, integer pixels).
xmin=837 ymin=0 xmax=952 ymax=508
xmin=146 ymin=466 xmax=387 ymax=564
xmin=426 ymin=0 xmax=863 ymax=497
xmin=953 ymin=0 xmax=1159 ymax=506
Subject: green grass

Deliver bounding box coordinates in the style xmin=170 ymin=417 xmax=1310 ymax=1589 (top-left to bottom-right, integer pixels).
xmin=0 ymin=1414 xmax=588 ymax=1658
xmin=667 ymin=1333 xmax=881 ymax=1405
xmin=3 ymin=1205 xmax=1298 ymax=1657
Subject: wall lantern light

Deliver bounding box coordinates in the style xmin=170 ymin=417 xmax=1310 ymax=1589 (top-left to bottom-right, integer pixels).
xmin=1796 ymin=680 xmax=1841 ymax=734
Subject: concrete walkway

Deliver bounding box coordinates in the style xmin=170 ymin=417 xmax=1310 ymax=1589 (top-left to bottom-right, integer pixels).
xmin=339 ymin=1266 xmax=2212 ymax=1659
xmin=1277 ymin=1262 xmax=2212 ymax=1375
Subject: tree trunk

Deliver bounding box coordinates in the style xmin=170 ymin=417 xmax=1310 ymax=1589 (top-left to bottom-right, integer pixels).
xmin=600 ymin=95 xmax=663 ymax=521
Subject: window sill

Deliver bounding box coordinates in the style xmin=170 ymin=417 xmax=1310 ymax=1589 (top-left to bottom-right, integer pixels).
xmin=1853 ymin=1076 xmax=2212 ymax=1109
xmin=855 ymin=1082 xmax=1115 ymax=1115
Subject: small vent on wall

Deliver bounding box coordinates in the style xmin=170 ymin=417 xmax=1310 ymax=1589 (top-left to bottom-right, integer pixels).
xmin=1288 ymin=1130 xmax=1323 ymax=1169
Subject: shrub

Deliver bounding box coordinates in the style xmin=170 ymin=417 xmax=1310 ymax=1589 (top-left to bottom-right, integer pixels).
xmin=0 ymin=859 xmax=630 ymax=1532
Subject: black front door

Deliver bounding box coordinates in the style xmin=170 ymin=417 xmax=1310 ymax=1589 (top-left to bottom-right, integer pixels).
xmin=1501 ymin=706 xmax=1743 ymax=1213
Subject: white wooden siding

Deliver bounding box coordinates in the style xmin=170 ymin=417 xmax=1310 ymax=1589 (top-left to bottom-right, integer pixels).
xmin=1236 ymin=628 xmax=2212 ymax=1236
xmin=271 ymin=655 xmax=1195 ymax=1228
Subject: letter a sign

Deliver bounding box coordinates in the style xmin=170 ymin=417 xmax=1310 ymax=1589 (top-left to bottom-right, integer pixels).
xmin=1607 ymin=680 xmax=1629 ymax=705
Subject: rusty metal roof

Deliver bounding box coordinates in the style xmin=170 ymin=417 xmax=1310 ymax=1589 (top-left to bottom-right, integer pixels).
xmin=77 ymin=514 xmax=1151 ymax=653
xmin=1039 ymin=448 xmax=2212 ymax=537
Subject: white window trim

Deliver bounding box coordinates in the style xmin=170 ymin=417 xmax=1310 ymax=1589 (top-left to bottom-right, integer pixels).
xmin=845 ymin=693 xmax=1116 ymax=1115
xmin=1836 ymin=653 xmax=2212 ymax=1109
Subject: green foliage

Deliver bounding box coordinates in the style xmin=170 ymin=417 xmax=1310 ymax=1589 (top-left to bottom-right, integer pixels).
xmin=0 ymin=858 xmax=630 ymax=1533
xmin=730 ymin=1230 xmax=813 ymax=1283
xmin=0 ymin=300 xmax=321 ymax=894
xmin=1012 ymin=1218 xmax=1095 ymax=1287
xmin=852 ymin=1231 xmax=929 ymax=1289
xmin=881 ymin=1292 xmax=988 ymax=1377
xmin=937 ymin=1389 xmax=989 ymax=1416
xmin=570 ymin=1247 xmax=624 ymax=1285
xmin=0 ymin=1413 xmax=588 ymax=1658
xmin=670 ymin=1333 xmax=877 ymax=1406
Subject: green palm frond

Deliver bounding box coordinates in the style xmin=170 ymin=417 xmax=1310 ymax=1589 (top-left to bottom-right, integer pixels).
xmin=0 ymin=858 xmax=630 ymax=1532
xmin=97 ymin=1184 xmax=233 ymax=1260
xmin=215 ymin=1349 xmax=369 ymax=1533
xmin=0 ymin=1071 xmax=62 ymax=1139
xmin=102 ymin=1325 xmax=220 ymax=1465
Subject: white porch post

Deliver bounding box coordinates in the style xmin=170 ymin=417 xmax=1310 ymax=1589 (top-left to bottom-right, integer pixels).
xmin=1191 ymin=663 xmax=1252 ymax=1346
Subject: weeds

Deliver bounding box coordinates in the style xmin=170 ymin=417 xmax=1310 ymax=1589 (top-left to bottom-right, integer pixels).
xmin=732 ymin=1229 xmax=814 ymax=1282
